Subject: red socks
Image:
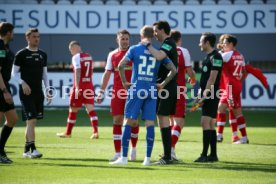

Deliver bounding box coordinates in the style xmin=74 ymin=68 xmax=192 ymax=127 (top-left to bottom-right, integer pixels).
xmin=131 ymin=125 xmax=139 ymax=148
xmin=171 ymin=125 xmax=182 ymax=148
xmin=89 ymin=111 xmax=98 ymax=133
xmin=113 ymin=124 xmax=122 ymax=153
xmin=66 ymin=112 xmax=77 ymax=135
xmin=217 ymin=113 xmax=226 ymax=135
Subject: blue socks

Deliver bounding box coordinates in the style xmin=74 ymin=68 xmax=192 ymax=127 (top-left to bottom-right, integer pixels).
xmin=146 ymin=125 xmax=155 ymax=158
xmin=122 ymin=125 xmax=132 ymax=157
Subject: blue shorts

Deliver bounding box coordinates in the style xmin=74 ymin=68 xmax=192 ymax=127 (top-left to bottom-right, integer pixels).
xmin=124 ymin=84 xmax=157 ymax=121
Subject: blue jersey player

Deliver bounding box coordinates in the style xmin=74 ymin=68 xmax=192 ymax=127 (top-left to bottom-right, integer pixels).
xmin=110 ymin=25 xmax=177 ymax=166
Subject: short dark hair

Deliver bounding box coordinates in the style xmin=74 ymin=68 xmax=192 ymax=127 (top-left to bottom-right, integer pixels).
xmin=153 ymin=20 xmax=171 ymax=35
xmin=170 ymin=30 xmax=181 ymax=42
xmin=25 ymin=28 xmax=39 ymax=37
xmin=0 ymin=22 xmax=14 ymax=37
xmin=202 ymin=32 xmax=216 ymax=48
xmin=224 ymin=34 xmax=238 ymax=47
xmin=69 ymin=40 xmax=80 ymax=48
xmin=117 ymin=29 xmax=130 ymax=37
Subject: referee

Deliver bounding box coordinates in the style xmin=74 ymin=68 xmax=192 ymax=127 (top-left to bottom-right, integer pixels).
xmin=12 ymin=28 xmax=51 ymax=159
xmin=0 ymin=22 xmax=18 ymax=164
xmin=143 ymin=20 xmax=178 ymax=164
xmin=194 ymin=32 xmax=223 ymax=162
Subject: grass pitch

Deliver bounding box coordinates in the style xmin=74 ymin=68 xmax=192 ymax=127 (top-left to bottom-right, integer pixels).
xmin=0 ymin=109 xmax=275 ymax=184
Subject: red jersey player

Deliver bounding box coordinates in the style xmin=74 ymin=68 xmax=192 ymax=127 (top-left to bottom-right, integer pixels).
xmin=96 ymin=30 xmax=139 ymax=161
xmin=217 ymin=35 xmax=249 ymax=144
xmin=169 ymin=30 xmax=196 ymax=160
xmin=57 ymin=41 xmax=99 ymax=139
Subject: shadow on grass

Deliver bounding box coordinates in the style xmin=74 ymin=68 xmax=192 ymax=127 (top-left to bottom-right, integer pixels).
xmin=185 ymin=161 xmax=276 ymax=173
xmin=36 ymin=157 xmax=276 ymax=173
xmin=249 ymin=143 xmax=276 ymax=146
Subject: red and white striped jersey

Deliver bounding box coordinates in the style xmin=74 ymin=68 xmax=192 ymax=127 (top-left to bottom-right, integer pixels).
xmin=176 ymin=46 xmax=192 ymax=86
xmin=72 ymin=52 xmax=94 ymax=87
xmin=105 ymin=48 xmax=132 ymax=89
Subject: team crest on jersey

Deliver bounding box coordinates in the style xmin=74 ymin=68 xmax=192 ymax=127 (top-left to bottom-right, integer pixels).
xmin=203 ymin=66 xmax=208 ymax=72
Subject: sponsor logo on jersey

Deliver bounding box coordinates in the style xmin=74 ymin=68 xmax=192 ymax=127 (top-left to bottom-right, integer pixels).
xmin=0 ymin=50 xmax=6 ymax=58
xmin=213 ymin=59 xmax=222 ymax=67
xmin=161 ymin=43 xmax=172 ymax=51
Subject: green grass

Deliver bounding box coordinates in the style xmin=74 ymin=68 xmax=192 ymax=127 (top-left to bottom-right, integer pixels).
xmin=0 ymin=109 xmax=276 ymax=184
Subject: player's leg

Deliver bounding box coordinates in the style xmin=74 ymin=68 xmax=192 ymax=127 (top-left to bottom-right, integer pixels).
xmin=233 ymin=108 xmax=249 ymax=144
xmin=208 ymin=118 xmax=219 ymax=162
xmin=57 ymin=88 xmax=81 ymax=138
xmin=85 ymin=104 xmax=99 ymax=139
xmin=194 ymin=115 xmax=212 ymax=162
xmin=156 ymin=86 xmax=177 ymax=164
xmin=142 ymin=120 xmax=155 ymax=166
xmin=141 ymin=98 xmax=156 ymax=166
xmin=216 ymin=102 xmax=227 ymax=142
xmin=110 ymin=118 xmax=137 ymax=165
xmin=171 ymin=96 xmax=185 ymax=160
xmin=83 ymin=86 xmax=99 ymax=138
xmin=195 ymin=99 xmax=219 ymax=163
xmin=57 ymin=107 xmax=79 ymax=138
xmin=171 ymin=117 xmax=184 ymax=161
xmin=111 ymin=115 xmax=123 ymax=161
xmin=24 ymin=92 xmax=45 ymax=159
xmin=130 ymin=121 xmax=139 ymax=160
xmin=0 ymin=108 xmax=18 ymax=164
xmin=228 ymin=109 xmax=240 ymax=143
xmin=110 ymin=96 xmax=125 ymax=161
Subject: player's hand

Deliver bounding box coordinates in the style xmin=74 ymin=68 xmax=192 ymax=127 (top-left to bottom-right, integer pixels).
xmin=96 ymin=92 xmax=104 ymax=104
xmin=3 ymin=92 xmax=13 ymax=104
xmin=46 ymin=91 xmax=52 ymax=105
xmin=156 ymin=83 xmax=164 ymax=91
xmin=22 ymin=81 xmax=31 ymax=95
xmin=228 ymin=98 xmax=234 ymax=107
xmin=122 ymin=81 xmax=131 ymax=90
xmin=188 ymin=77 xmax=196 ymax=86
xmin=75 ymin=87 xmax=81 ymax=96
xmin=190 ymin=98 xmax=202 ymax=112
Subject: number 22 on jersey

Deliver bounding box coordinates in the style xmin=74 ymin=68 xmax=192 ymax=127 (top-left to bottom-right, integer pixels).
xmin=138 ymin=56 xmax=156 ymax=76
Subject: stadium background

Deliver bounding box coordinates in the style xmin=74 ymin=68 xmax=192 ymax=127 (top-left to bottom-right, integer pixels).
xmin=1 ymin=0 xmax=276 ymax=108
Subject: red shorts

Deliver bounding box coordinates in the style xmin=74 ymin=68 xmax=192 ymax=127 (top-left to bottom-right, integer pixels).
xmin=219 ymin=88 xmax=242 ymax=109
xmin=110 ymin=88 xmax=128 ymax=116
xmin=70 ymin=84 xmax=95 ymax=108
xmin=171 ymin=94 xmax=186 ymax=118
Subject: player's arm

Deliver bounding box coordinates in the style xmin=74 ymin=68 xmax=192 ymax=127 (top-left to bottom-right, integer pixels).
xmin=157 ymin=61 xmax=177 ymax=89
xmin=12 ymin=52 xmax=32 ymax=95
xmin=182 ymin=48 xmax=196 ymax=85
xmin=0 ymin=66 xmax=13 ymax=104
xmin=147 ymin=44 xmax=167 ymax=60
xmin=118 ymin=57 xmax=131 ymax=90
xmin=0 ymin=46 xmax=13 ymax=103
xmin=72 ymin=54 xmax=81 ymax=92
xmin=42 ymin=66 xmax=52 ymax=105
xmin=96 ymin=70 xmax=112 ymax=104
xmin=99 ymin=70 xmax=112 ymax=93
